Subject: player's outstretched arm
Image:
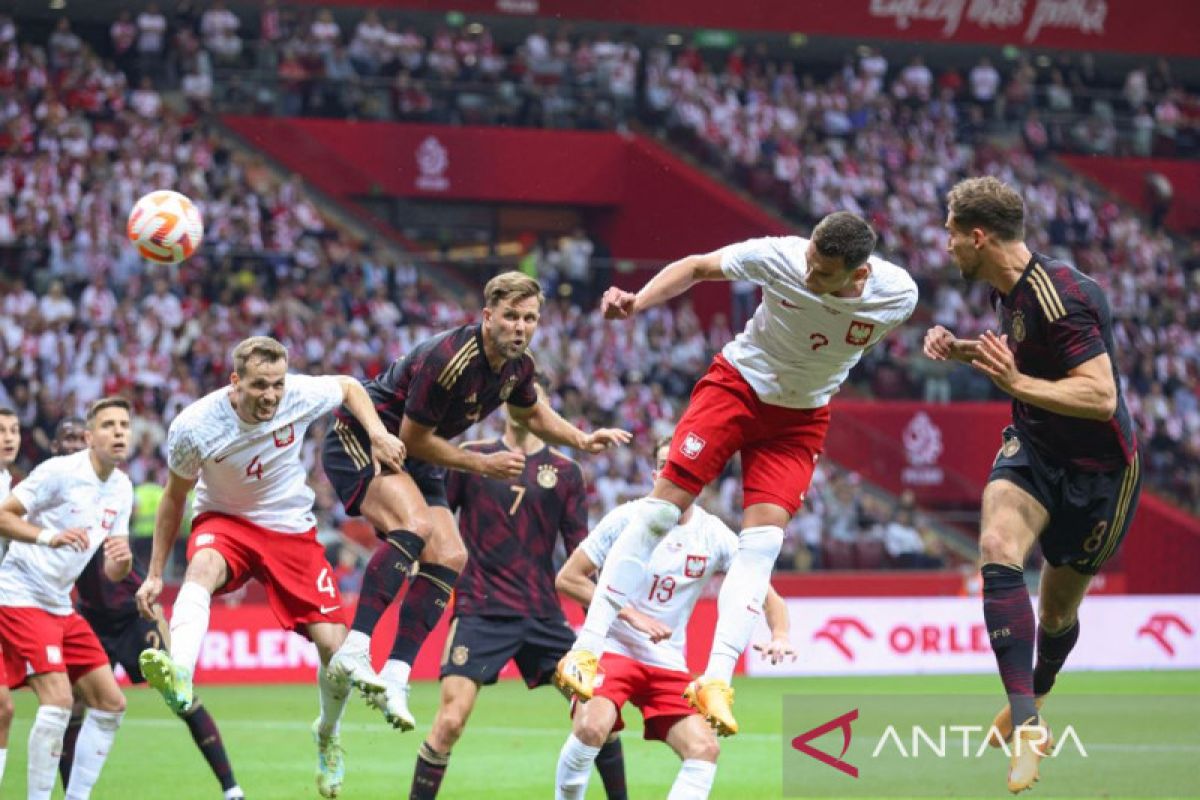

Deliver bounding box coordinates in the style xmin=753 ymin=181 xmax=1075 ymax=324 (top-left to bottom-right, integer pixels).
xmin=0 ymin=495 xmax=89 ymax=550
xmin=972 ymin=332 xmax=1118 ymax=420
xmin=753 ymin=586 xmax=798 ymax=665
xmin=556 ymin=547 xmax=672 ymax=643
xmin=509 ymin=400 xmax=631 ymax=454
xmin=136 ymin=469 xmax=196 ymax=619
xmin=400 ymin=415 xmax=524 ymax=478
xmin=337 ymin=376 xmax=406 ymax=472
xmin=601 ymin=250 xmax=727 ymax=320
xmin=923 ymin=325 xmax=981 ymax=363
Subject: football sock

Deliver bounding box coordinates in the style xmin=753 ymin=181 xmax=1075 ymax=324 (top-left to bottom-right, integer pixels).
xmin=0 ymin=747 xmax=7 ymax=786
xmin=316 ymin=664 xmax=351 ymax=739
xmin=705 ymin=526 xmax=784 ymax=682
xmin=668 ymin=759 xmax=718 ymax=800
xmin=64 ymin=709 xmax=123 ymax=800
xmin=170 ymin=581 xmax=212 ymax=675
xmin=575 ymin=498 xmax=680 ymax=653
xmin=28 ymin=705 xmax=69 ymax=800
xmin=382 ymin=658 xmax=412 ymax=685
xmin=982 ymin=563 xmax=1038 ymax=726
xmin=1033 ymin=618 xmax=1080 ymax=697
xmin=390 ymin=564 xmax=458 ymax=665
xmin=352 ymin=531 xmax=425 ymax=635
xmin=594 ymin=737 xmax=628 ymax=800
xmin=180 ymin=700 xmax=239 ymax=791
xmin=555 ymin=733 xmax=600 ymax=800
xmin=57 ymin=706 xmax=85 ymax=788
xmin=410 ymin=741 xmax=450 ymax=799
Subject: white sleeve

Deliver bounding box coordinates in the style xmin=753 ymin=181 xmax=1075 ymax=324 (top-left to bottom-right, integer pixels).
xmin=719 ymin=236 xmax=806 ymax=288
xmin=10 ymin=462 xmax=60 ymax=516
xmin=166 ymin=419 xmax=202 ymax=480
xmin=288 ymin=374 xmax=345 ymax=420
xmin=579 ymin=506 xmax=632 ymax=569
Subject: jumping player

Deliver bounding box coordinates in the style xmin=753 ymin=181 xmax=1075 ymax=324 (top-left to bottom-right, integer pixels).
xmin=322 ymin=271 xmax=629 ymax=731
xmin=407 ymin=399 xmax=628 ymax=799
xmin=133 ymin=336 xmax=408 ymax=798
xmin=51 ymin=418 xmax=244 ymax=800
xmin=925 ymin=176 xmax=1141 ymax=792
xmin=557 ymin=213 xmax=917 ymax=736
xmin=0 ymin=398 xmax=134 ymax=800
xmin=554 ymin=437 xmax=795 ymax=798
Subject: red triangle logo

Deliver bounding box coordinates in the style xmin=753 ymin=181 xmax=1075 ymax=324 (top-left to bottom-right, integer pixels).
xmin=791 ymin=708 xmax=859 ymax=778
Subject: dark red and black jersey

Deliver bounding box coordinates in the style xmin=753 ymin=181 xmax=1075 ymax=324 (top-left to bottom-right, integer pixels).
xmin=991 ymin=252 xmax=1137 ymax=471
xmin=75 ymin=549 xmax=144 ymax=626
xmin=336 ymin=323 xmax=537 ymax=440
xmin=447 ymin=440 xmax=587 ymax=618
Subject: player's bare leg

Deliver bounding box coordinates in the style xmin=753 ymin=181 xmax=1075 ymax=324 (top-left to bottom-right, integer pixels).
xmin=332 ymin=471 xmax=433 ymax=696
xmin=976 ymin=480 xmax=1046 ymax=792
xmin=558 ymin=479 xmax=693 ymax=699
xmin=409 ymin=676 xmax=480 ymax=798
xmin=692 ymin=501 xmax=789 ymax=736
xmin=556 ymin=697 xmax=620 ymax=799
xmin=0 ymin=684 xmax=12 ymax=784
xmin=373 ymin=508 xmax=466 ymax=731
xmin=663 ymin=715 xmax=721 ymax=799
xmin=66 ymin=665 xmax=126 ymax=797
xmin=142 ymin=548 xmax=230 ymax=714
xmin=308 ymin=621 xmax=357 ymax=798
xmin=989 ymin=563 xmax=1089 ymax=747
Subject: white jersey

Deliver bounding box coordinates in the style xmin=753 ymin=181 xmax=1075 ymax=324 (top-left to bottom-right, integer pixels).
xmin=581 ymin=503 xmax=738 ymax=672
xmin=0 ymin=450 xmax=133 ymax=614
xmin=720 ymin=236 xmax=918 ymax=408
xmin=167 ymin=374 xmax=343 ymax=534
xmin=0 ymin=467 xmax=10 ymax=563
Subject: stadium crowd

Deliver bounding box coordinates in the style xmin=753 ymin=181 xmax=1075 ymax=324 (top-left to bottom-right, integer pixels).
xmin=0 ymin=11 xmax=1196 ymax=582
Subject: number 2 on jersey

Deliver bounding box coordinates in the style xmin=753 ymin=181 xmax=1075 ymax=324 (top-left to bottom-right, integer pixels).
xmin=647 ymin=574 xmax=676 ymax=603
xmin=246 ymin=455 xmax=264 ymax=481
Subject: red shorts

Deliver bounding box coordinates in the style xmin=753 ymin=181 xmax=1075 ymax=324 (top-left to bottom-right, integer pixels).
xmin=0 ymin=607 xmax=110 ymax=689
xmin=662 ymin=354 xmax=831 ymax=515
xmin=188 ymin=512 xmax=348 ymax=633
xmin=577 ymin=652 xmax=694 ymax=741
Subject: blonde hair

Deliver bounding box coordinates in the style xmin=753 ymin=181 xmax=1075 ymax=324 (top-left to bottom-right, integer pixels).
xmin=86 ymin=396 xmax=131 ymax=427
xmin=232 ymin=336 xmax=288 ymax=376
xmin=484 ymin=271 xmax=544 ymax=309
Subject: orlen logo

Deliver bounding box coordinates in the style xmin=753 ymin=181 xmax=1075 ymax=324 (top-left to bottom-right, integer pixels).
xmin=1137 ymin=613 xmax=1195 ymax=657
xmin=813 ymin=617 xmax=874 ymax=661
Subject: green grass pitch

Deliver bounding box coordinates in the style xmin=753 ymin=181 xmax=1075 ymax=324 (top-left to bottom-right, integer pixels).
xmin=3 ymin=671 xmax=1197 ymax=798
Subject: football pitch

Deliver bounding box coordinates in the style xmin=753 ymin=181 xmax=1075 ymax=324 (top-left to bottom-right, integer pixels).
xmin=3 ymin=671 xmax=1198 ymax=799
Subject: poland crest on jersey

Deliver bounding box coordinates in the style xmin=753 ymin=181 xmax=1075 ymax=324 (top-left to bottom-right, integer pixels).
xmin=845 ymin=320 xmax=875 ymax=346
xmin=684 ymin=554 xmax=708 ymax=578
xmin=680 ymin=432 xmax=706 ymax=460
xmin=273 ymin=424 xmax=295 ymax=447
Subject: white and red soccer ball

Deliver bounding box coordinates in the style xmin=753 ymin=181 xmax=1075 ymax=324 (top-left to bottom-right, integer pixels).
xmin=126 ymin=190 xmax=204 ymax=264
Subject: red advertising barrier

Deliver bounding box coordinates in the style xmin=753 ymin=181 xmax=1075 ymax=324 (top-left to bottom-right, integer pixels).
xmin=1057 ymin=156 xmax=1200 ymax=234
xmin=288 ymin=0 xmax=1200 ymax=57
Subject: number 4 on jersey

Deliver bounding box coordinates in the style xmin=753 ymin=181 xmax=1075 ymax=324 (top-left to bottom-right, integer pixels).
xmin=246 ymin=455 xmax=264 ymax=481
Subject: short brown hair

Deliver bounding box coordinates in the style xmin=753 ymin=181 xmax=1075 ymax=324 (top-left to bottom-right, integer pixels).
xmin=86 ymin=397 xmax=131 ymax=427
xmin=232 ymin=336 xmax=288 ymax=376
xmin=811 ymin=211 xmax=877 ymax=270
xmin=484 ymin=271 xmax=544 ymax=309
xmin=0 ymin=407 xmax=15 ymax=419
xmin=946 ymin=177 xmax=1025 ymax=241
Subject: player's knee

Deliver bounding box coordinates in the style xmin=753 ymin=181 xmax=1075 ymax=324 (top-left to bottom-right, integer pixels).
xmin=434 ymin=710 xmax=468 ymax=745
xmin=93 ymin=691 xmax=127 ymax=715
xmin=686 ymin=736 xmax=720 ymax=763
xmin=576 ymin=717 xmax=610 ymax=747
xmin=640 ymin=497 xmax=683 ymax=536
xmin=978 ymin=529 xmax=1017 ymax=564
xmin=1038 ymin=608 xmax=1076 ymax=635
xmin=739 ymin=525 xmax=784 ymax=559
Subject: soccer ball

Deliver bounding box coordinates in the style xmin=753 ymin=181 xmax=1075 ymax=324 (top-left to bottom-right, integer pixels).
xmin=126 ymin=190 xmax=204 ymax=264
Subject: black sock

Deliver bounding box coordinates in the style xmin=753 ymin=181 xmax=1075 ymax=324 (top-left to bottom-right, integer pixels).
xmin=390 ymin=564 xmax=458 ymax=664
xmin=410 ymin=741 xmax=450 ymax=799
xmin=595 ymin=737 xmax=629 ymax=800
xmin=982 ymin=563 xmax=1037 ymax=726
xmin=181 ymin=700 xmax=239 ymax=791
xmin=1033 ymin=619 xmax=1080 ymax=697
xmin=58 ymin=709 xmax=84 ymax=789
xmin=351 ymin=530 xmax=426 ymax=635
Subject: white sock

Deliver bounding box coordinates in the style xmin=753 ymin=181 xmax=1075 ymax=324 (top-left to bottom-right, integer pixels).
xmin=28 ymin=705 xmax=70 ymax=800
xmin=381 ymin=658 xmax=412 ymax=685
xmin=170 ymin=581 xmax=213 ymax=674
xmin=224 ymin=788 xmax=246 ymax=800
xmin=316 ymin=664 xmax=351 ymax=739
xmin=65 ymin=708 xmax=123 ymax=800
xmin=575 ymin=497 xmax=680 ymax=653
xmin=668 ymin=759 xmax=717 ymax=800
xmin=0 ymin=747 xmax=7 ymax=785
xmin=340 ymin=629 xmax=372 ymax=655
xmin=705 ymin=525 xmax=784 ymax=682
xmin=555 ymin=733 xmax=600 ymax=800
